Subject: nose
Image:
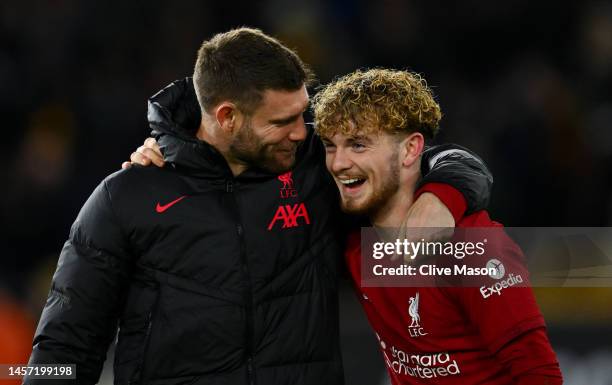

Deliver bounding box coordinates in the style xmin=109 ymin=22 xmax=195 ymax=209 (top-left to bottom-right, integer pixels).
xmin=328 ymin=146 xmax=352 ymax=175
xmin=288 ymin=116 xmax=307 ymax=142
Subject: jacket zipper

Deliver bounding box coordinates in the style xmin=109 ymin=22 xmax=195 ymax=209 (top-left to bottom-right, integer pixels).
xmin=226 ymin=179 xmax=257 ymax=385
xmin=138 ymin=285 xmax=161 ymax=384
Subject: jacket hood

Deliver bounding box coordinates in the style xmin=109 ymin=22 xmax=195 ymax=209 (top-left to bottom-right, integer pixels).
xmin=148 ymin=77 xmax=201 ymax=137
xmin=147 ymin=78 xmax=237 ymax=179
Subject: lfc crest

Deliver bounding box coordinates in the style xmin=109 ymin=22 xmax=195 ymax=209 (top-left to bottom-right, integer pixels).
xmin=408 ymin=292 xmax=428 ymax=337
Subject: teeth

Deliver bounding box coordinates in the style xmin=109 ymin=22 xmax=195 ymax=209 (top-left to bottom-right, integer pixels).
xmin=339 ymin=178 xmax=362 ymax=185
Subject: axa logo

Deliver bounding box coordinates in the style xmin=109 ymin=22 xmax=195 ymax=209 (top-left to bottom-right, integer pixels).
xmin=278 ymin=171 xmax=298 ymax=198
xmin=267 ymin=203 xmax=310 ymax=230
xmin=408 ymin=292 xmax=428 ymax=337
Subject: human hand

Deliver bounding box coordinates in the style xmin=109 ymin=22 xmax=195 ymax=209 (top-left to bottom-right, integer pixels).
xmin=121 ymin=137 xmax=165 ymax=169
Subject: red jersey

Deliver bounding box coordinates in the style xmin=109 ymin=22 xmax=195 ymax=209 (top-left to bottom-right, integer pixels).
xmin=345 ymin=211 xmax=559 ymax=384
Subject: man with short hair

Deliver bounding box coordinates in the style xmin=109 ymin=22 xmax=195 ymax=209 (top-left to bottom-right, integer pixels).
xmin=313 ymin=68 xmax=562 ymax=384
xmin=27 ymin=28 xmax=492 ymax=385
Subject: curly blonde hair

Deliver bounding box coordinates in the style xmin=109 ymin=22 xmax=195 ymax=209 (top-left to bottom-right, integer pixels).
xmin=312 ymin=68 xmax=442 ymax=139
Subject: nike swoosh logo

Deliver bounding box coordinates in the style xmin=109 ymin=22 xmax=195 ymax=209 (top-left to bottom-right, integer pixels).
xmin=156 ymin=196 xmax=187 ymax=213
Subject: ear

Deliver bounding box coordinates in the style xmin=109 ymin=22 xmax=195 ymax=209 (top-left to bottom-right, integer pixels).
xmin=401 ymin=132 xmax=425 ymax=167
xmin=214 ymin=102 xmax=243 ymax=134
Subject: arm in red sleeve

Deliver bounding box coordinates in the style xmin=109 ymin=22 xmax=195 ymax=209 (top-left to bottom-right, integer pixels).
xmin=415 ymin=183 xmax=467 ymax=223
xmin=453 ymin=225 xmax=562 ymax=384
xmin=495 ymin=327 xmax=563 ymax=385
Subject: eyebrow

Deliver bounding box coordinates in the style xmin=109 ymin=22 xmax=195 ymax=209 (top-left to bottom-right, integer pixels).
xmin=346 ymin=135 xmax=372 ymax=144
xmin=268 ymin=102 xmax=310 ymax=125
xmin=320 ymin=134 xmax=372 ymax=147
xmin=269 ymin=112 xmax=302 ymax=125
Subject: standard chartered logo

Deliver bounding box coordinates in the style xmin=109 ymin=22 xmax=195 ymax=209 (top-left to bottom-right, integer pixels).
xmin=388 ymin=346 xmax=461 ymax=379
xmin=375 ymin=334 xmax=461 ymax=379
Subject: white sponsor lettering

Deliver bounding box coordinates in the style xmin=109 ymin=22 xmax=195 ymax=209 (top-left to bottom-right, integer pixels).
xmin=388 ymin=346 xmax=461 ymax=379
xmin=480 ymin=273 xmax=524 ymax=298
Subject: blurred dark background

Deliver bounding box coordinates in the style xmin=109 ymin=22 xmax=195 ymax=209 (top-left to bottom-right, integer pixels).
xmin=1 ymin=1 xmax=611 ymax=384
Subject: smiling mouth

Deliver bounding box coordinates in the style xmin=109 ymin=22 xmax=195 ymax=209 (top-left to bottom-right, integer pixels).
xmin=338 ymin=178 xmax=366 ymax=188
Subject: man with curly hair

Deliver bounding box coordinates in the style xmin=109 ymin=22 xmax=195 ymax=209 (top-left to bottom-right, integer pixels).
xmin=313 ymin=68 xmax=563 ymax=384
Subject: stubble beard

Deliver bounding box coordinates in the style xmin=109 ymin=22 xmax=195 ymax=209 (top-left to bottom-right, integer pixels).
xmin=229 ymin=119 xmax=297 ymax=174
xmin=340 ymin=150 xmax=400 ymax=217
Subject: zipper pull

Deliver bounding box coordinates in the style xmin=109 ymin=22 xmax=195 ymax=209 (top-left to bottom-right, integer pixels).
xmin=226 ymin=180 xmax=233 ymax=193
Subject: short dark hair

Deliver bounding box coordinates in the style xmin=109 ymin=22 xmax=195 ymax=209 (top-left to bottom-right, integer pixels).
xmin=193 ymin=27 xmax=314 ymax=115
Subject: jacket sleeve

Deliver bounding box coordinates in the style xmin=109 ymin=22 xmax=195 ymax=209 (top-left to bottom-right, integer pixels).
xmin=417 ymin=143 xmax=493 ymax=218
xmin=25 ymin=180 xmax=134 ymax=385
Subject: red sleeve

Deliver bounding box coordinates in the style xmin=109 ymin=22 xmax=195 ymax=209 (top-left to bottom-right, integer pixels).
xmin=495 ymin=328 xmax=563 ymax=384
xmin=415 ymin=183 xmax=467 ymax=223
xmin=457 ymin=286 xmax=546 ymax=352
xmin=452 ymin=228 xmax=547 ymax=352
xmin=453 ymin=209 xmax=561 ymax=383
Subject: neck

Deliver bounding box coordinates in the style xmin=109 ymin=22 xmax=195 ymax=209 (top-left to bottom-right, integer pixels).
xmin=196 ymin=120 xmax=247 ymax=176
xmin=370 ymin=188 xmax=415 ymax=228
xmin=370 ymin=172 xmax=419 ymax=227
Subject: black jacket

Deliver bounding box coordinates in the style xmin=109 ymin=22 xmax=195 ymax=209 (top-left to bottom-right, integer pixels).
xmin=26 ymin=78 xmax=493 ymax=385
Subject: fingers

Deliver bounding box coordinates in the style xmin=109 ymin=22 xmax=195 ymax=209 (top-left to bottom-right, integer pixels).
xmin=137 ymin=146 xmax=165 ymax=167
xmin=141 ymin=138 xmax=164 ymax=167
xmin=121 ymin=137 xmax=165 ymax=169
xmin=144 ymin=137 xmax=163 ymax=157
xmin=144 ymin=137 xmax=157 ymax=146
xmin=130 ymin=150 xmax=152 ymax=166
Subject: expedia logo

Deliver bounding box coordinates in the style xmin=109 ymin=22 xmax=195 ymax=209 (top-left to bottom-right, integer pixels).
xmin=486 ymin=258 xmax=505 ymax=280
xmin=480 ymin=273 xmax=524 ymax=298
